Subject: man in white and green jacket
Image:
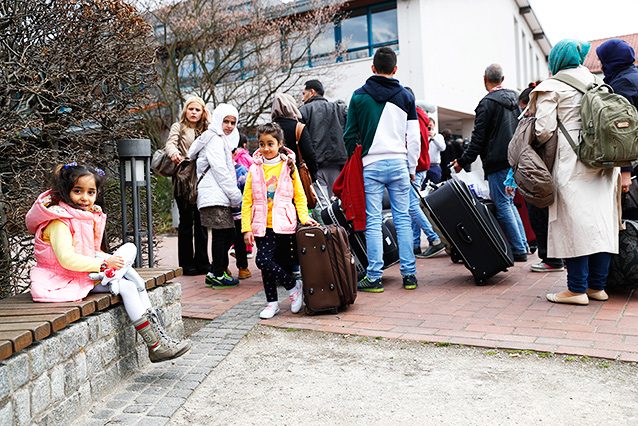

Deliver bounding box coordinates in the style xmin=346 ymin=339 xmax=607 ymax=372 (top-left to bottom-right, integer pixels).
xmin=343 ymin=47 xmax=420 ymax=292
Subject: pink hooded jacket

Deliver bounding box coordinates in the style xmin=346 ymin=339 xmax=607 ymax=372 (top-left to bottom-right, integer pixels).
xmin=25 ymin=190 xmax=107 ymax=302
xmin=249 ymin=148 xmax=298 ymax=236
xmin=234 ymin=148 xmax=254 ymax=169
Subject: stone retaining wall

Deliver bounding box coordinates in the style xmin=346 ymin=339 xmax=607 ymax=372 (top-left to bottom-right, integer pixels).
xmin=0 ymin=283 xmax=185 ymax=426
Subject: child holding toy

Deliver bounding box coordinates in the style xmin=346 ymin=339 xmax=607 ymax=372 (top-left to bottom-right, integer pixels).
xmin=26 ymin=163 xmax=190 ymax=362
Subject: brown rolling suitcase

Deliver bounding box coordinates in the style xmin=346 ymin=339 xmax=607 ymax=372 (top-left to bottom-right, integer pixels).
xmin=296 ymin=224 xmax=357 ymax=314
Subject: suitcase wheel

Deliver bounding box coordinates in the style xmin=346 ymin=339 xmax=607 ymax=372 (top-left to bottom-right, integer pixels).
xmin=474 ymin=277 xmax=488 ymax=286
xmin=304 ymin=306 xmax=315 ymax=315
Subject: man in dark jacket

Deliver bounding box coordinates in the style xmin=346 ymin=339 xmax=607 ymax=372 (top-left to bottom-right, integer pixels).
xmin=596 ymin=39 xmax=638 ymax=193
xmin=453 ymin=64 xmax=528 ymax=261
xmin=299 ymin=79 xmax=348 ymax=197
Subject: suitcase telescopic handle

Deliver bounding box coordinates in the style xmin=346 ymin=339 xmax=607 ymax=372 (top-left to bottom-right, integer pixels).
xmin=456 ymin=224 xmax=473 ymax=244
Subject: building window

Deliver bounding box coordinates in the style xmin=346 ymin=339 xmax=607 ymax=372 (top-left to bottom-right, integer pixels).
xmin=514 ymin=18 xmax=521 ymax=89
xmin=370 ymin=4 xmax=398 ymax=50
xmin=288 ymin=1 xmax=399 ymax=68
xmin=338 ymin=2 xmax=399 ymax=62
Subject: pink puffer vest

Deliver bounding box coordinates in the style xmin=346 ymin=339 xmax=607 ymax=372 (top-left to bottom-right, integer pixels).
xmin=249 ymin=149 xmax=297 ymax=236
xmin=25 ymin=190 xmax=107 ymax=302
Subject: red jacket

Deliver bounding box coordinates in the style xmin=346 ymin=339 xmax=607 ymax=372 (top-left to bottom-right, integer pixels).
xmin=416 ymin=107 xmax=430 ymax=173
xmin=332 ymin=145 xmax=366 ymax=231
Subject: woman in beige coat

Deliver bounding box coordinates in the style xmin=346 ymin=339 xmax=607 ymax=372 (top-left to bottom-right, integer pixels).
xmin=529 ymin=39 xmax=620 ymax=305
xmin=164 ymin=96 xmax=210 ymax=275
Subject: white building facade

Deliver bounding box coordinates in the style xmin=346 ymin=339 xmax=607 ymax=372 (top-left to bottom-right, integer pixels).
xmin=306 ymin=0 xmax=551 ymax=137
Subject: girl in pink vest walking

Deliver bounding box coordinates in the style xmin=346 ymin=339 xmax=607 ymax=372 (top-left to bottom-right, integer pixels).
xmin=241 ymin=123 xmax=319 ymax=319
xmin=26 ymin=163 xmax=190 ymax=362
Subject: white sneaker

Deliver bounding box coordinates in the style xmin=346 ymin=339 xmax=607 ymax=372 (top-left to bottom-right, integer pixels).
xmin=259 ymin=302 xmax=280 ymax=319
xmin=288 ymin=286 xmax=303 ymax=314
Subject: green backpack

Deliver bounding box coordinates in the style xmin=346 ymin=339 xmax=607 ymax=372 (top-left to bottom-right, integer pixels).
xmin=552 ymin=73 xmax=638 ymax=168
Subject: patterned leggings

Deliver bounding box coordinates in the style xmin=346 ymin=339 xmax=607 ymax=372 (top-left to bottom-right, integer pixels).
xmin=255 ymin=229 xmax=297 ymax=302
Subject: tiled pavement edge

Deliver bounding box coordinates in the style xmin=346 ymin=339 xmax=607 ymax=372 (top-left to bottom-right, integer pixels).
xmin=75 ymin=291 xmax=266 ymax=426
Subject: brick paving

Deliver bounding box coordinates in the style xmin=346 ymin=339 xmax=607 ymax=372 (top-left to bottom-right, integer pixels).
xmin=160 ymin=236 xmax=638 ymax=362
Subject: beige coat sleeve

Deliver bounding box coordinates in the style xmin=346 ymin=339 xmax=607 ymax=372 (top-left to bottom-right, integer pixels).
xmin=532 ymin=90 xmax=559 ymax=144
xmin=164 ymin=122 xmax=184 ymax=157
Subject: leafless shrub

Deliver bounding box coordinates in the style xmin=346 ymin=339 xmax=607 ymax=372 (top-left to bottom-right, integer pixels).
xmin=138 ymin=0 xmax=344 ymax=142
xmin=0 ymin=0 xmax=155 ymax=297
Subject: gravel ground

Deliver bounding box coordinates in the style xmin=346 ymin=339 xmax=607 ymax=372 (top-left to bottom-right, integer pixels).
xmin=171 ymin=325 xmax=638 ymax=425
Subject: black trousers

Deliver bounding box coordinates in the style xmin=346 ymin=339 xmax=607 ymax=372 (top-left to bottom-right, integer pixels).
xmin=527 ymin=204 xmax=564 ymax=268
xmin=233 ymin=219 xmax=248 ymax=269
xmin=175 ymin=196 xmax=209 ymax=271
xmin=210 ymin=228 xmax=235 ymax=277
xmin=255 ymin=229 xmax=297 ymax=302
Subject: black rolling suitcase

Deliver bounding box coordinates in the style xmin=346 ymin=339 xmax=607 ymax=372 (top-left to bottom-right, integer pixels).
xmin=421 ymin=178 xmax=514 ymax=284
xmin=296 ymin=224 xmax=357 ymax=314
xmin=321 ymin=199 xmax=399 ymax=278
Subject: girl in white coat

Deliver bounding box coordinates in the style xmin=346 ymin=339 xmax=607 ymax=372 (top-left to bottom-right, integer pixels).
xmin=189 ymin=103 xmax=243 ymax=289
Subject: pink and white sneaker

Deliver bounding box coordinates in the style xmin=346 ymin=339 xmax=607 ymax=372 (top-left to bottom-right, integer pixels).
xmin=259 ymin=302 xmax=280 ymax=319
xmin=288 ymin=285 xmax=303 ymax=314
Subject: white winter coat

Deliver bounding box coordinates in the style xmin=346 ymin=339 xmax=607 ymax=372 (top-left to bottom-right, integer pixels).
xmin=529 ymin=66 xmax=620 ymax=258
xmin=188 ymin=103 xmax=242 ymax=210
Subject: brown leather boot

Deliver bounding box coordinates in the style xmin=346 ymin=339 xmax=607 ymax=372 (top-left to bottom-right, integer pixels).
xmin=238 ymin=268 xmax=252 ymax=279
xmin=133 ymin=310 xmax=191 ymax=363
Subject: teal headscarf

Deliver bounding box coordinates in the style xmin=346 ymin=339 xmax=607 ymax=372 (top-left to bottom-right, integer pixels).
xmin=548 ymin=39 xmax=591 ymax=75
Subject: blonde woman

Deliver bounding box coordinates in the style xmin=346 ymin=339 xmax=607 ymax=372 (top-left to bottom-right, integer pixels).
xmin=164 ymin=96 xmax=210 ymax=275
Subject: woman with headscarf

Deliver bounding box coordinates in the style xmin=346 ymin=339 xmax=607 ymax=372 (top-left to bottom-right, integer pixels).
xmin=271 ymin=92 xmax=318 ymax=180
xmin=163 ymin=96 xmax=210 ymax=276
xmin=528 ymin=39 xmax=620 ymax=305
xmin=189 ymin=103 xmax=243 ymax=289
xmin=596 ymin=39 xmax=638 ymax=194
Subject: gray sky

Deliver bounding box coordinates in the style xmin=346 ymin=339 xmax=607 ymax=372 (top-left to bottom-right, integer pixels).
xmin=529 ymin=0 xmax=638 ymax=44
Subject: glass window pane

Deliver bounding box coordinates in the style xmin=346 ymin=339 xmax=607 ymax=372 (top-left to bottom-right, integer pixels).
xmin=345 ymin=48 xmax=369 ymax=61
xmin=341 ymin=14 xmax=368 ymax=51
xmin=311 ymin=24 xmax=335 ymax=57
xmin=371 ymin=8 xmax=397 ymax=45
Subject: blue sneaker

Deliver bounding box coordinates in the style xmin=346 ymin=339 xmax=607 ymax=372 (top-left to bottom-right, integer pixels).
xmin=357 ymin=276 xmax=383 ymax=293
xmin=205 ymin=272 xmax=239 ymax=289
xmin=402 ymin=274 xmax=418 ymax=290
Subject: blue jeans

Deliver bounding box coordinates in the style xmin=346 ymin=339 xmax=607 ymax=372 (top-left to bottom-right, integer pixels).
xmin=363 ymin=159 xmax=416 ymax=279
xmin=487 ymin=169 xmax=527 ymax=255
xmin=426 ymin=164 xmax=443 ymax=184
xmin=565 ymin=252 xmax=611 ymax=293
xmin=411 ymin=171 xmax=439 ymax=248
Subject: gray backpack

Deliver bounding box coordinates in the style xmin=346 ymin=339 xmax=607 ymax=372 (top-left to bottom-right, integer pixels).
xmin=552 ymin=73 xmax=638 ymax=168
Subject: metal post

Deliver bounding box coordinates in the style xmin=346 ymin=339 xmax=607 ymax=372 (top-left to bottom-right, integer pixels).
xmin=130 ymin=154 xmax=142 ymax=267
xmin=145 ymin=157 xmax=154 ymax=267
xmin=119 ymin=160 xmax=128 ymax=246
